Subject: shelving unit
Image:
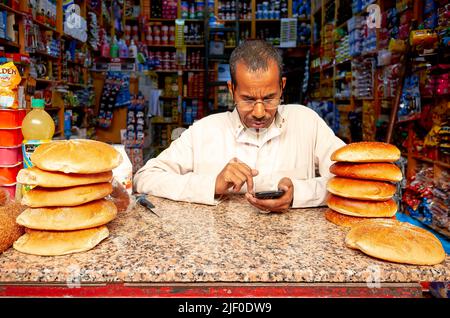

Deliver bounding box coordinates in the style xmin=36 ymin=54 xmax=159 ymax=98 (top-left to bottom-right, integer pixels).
xmin=0 ymin=0 xmax=98 ymax=140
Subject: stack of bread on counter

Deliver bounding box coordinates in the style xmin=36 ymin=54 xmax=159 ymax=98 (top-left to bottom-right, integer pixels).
xmin=326 ymin=142 xmax=445 ymax=265
xmin=13 ymin=139 xmax=123 ymax=256
xmin=326 ymin=142 xmax=402 ymax=226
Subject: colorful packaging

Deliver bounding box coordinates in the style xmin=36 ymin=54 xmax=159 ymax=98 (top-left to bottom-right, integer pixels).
xmin=0 ymin=62 xmax=21 ymax=109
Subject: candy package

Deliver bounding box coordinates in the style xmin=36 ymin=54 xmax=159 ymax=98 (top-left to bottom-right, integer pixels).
xmin=0 ymin=62 xmax=22 ymax=109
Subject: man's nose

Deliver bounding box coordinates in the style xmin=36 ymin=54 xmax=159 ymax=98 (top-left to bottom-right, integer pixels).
xmin=251 ymin=102 xmax=266 ymax=119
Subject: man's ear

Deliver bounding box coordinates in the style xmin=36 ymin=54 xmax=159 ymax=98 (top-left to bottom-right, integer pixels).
xmin=281 ymin=77 xmax=287 ymax=90
xmin=227 ymin=80 xmax=233 ymax=96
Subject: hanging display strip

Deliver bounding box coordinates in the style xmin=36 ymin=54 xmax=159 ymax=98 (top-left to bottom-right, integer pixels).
xmin=279 ymin=18 xmax=297 ymax=48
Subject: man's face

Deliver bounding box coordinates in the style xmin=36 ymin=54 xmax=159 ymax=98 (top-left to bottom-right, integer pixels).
xmin=228 ymin=60 xmax=286 ymax=129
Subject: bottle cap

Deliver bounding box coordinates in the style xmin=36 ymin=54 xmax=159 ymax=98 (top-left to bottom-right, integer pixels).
xmin=31 ymin=98 xmax=45 ymax=109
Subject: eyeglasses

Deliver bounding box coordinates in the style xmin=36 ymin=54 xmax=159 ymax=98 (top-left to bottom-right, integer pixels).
xmin=234 ymin=98 xmax=282 ymax=111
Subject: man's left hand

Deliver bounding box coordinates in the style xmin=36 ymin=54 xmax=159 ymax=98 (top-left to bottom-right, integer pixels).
xmin=245 ymin=177 xmax=294 ymax=213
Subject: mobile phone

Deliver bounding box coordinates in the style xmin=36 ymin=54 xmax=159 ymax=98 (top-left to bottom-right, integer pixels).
xmin=254 ymin=190 xmax=285 ymax=200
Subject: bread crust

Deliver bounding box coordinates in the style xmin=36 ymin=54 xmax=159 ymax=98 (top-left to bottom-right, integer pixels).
xmin=331 ymin=142 xmax=401 ymax=162
xmin=345 ymin=219 xmax=445 ymax=265
xmin=16 ymin=199 xmax=117 ymax=231
xmin=327 ymin=177 xmax=396 ymax=201
xmin=330 ymin=162 xmax=402 ymax=182
xmin=31 ymin=139 xmax=122 ymax=173
xmin=327 ymin=194 xmax=397 ymax=217
xmin=21 ymin=183 xmax=113 ymax=207
xmin=17 ymin=167 xmax=113 ymax=188
xmin=13 ymin=226 xmax=109 ymax=256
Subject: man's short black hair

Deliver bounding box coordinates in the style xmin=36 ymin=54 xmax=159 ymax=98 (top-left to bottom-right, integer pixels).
xmin=229 ymin=39 xmax=283 ymax=87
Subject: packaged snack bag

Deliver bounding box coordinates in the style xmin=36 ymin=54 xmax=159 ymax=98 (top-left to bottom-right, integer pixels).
xmin=0 ymin=62 xmax=21 ymax=109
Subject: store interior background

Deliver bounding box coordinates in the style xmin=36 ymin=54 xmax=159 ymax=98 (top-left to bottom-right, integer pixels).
xmin=0 ymin=0 xmax=449 ymax=238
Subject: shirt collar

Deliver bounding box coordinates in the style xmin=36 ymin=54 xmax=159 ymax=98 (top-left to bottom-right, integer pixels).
xmin=229 ymin=105 xmax=287 ymax=145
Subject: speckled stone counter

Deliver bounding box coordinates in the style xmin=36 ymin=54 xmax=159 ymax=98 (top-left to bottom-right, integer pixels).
xmin=0 ymin=195 xmax=449 ymax=284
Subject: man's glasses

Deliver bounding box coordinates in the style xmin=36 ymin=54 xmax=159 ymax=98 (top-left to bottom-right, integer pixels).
xmin=234 ymin=98 xmax=283 ymax=111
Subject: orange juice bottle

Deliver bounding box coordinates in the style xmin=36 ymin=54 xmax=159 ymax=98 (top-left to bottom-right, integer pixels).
xmin=21 ymin=98 xmax=55 ymax=168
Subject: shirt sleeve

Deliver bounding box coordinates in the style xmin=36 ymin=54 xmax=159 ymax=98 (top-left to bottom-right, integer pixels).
xmin=279 ymin=113 xmax=346 ymax=208
xmin=133 ymin=126 xmax=219 ymax=205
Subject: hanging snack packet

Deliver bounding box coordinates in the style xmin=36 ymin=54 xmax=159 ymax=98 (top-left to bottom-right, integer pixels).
xmin=0 ymin=62 xmax=22 ymax=109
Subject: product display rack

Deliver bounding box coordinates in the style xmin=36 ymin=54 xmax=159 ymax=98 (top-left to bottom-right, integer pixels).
xmin=0 ymin=0 xmax=98 ymax=139
xmin=308 ymin=0 xmax=450 ymax=237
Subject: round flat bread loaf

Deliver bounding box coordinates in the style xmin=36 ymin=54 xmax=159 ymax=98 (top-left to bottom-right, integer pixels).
xmin=13 ymin=226 xmax=109 ymax=256
xmin=16 ymin=199 xmax=117 ymax=231
xmin=325 ymin=209 xmax=395 ymax=228
xmin=17 ymin=167 xmax=113 ymax=188
xmin=331 ymin=142 xmax=401 ymax=163
xmin=325 ymin=209 xmax=368 ymax=228
xmin=31 ymin=139 xmax=122 ymax=174
xmin=345 ymin=219 xmax=445 ymax=265
xmin=21 ymin=183 xmax=113 ymax=208
xmin=329 ymin=162 xmax=402 ymax=182
xmin=327 ymin=194 xmax=397 ymax=217
xmin=327 ymin=177 xmax=396 ymax=201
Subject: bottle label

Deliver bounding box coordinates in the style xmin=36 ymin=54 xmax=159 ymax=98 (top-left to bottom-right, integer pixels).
xmin=22 ymin=139 xmax=51 ymax=169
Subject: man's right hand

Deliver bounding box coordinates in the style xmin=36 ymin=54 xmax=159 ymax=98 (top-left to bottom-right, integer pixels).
xmin=215 ymin=158 xmax=258 ymax=195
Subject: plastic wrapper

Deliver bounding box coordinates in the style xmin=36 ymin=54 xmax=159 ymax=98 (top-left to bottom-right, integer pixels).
xmin=0 ymin=62 xmax=22 ymax=109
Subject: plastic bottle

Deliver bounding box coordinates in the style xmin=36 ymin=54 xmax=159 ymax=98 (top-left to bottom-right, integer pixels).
xmin=129 ymin=39 xmax=138 ymax=59
xmin=110 ymin=36 xmax=119 ymax=58
xmin=118 ymin=39 xmax=129 ymax=58
xmin=21 ymin=98 xmax=55 ymax=168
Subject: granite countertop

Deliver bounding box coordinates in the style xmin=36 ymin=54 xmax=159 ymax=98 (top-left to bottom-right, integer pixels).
xmin=0 ymin=195 xmax=449 ymax=284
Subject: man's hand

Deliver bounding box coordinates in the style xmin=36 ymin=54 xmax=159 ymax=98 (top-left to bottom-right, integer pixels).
xmin=215 ymin=158 xmax=258 ymax=195
xmin=245 ymin=177 xmax=294 ymax=213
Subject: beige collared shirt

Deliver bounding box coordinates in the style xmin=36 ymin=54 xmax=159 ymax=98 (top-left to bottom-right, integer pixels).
xmin=134 ymin=104 xmax=345 ymax=207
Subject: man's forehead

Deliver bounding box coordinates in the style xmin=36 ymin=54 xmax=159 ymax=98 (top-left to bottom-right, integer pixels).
xmin=234 ymin=61 xmax=280 ymax=88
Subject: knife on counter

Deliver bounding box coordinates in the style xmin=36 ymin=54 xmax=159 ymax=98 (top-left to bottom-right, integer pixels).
xmin=135 ymin=195 xmax=160 ymax=217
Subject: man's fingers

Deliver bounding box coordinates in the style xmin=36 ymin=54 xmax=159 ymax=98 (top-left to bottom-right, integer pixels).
xmin=230 ymin=170 xmax=249 ymax=192
xmin=233 ymin=165 xmax=255 ymax=193
xmin=245 ymin=193 xmax=290 ymax=212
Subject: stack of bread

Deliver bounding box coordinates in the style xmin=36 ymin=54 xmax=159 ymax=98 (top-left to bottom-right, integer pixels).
xmin=13 ymin=139 xmax=122 ymax=256
xmin=325 ymin=142 xmax=402 ymax=227
xmin=326 ymin=142 xmax=445 ymax=265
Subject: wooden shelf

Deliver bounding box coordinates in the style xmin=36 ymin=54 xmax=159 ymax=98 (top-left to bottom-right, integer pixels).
xmin=255 ymin=19 xmax=281 ymax=22
xmin=0 ymin=37 xmax=19 ymax=48
xmin=62 ymin=82 xmax=91 ymax=88
xmin=30 ymin=51 xmax=61 ymax=60
xmin=411 ymin=155 xmax=450 ymax=169
xmin=153 ymin=70 xmax=180 ymax=73
xmin=32 ymin=18 xmax=59 ymax=33
xmin=146 ymin=44 xmax=176 ymax=48
xmin=0 ymin=4 xmax=26 ymax=16
xmin=34 ymin=78 xmax=60 ymax=84
xmin=148 ymin=18 xmax=176 ymax=22
xmin=185 ymin=44 xmax=204 ymax=48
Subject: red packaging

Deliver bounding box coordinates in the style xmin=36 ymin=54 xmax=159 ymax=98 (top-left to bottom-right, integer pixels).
xmin=0 ymin=145 xmax=22 ymax=165
xmin=0 ymin=108 xmax=26 ymax=128
xmin=0 ymin=162 xmax=22 ymax=185
xmin=0 ymin=127 xmax=23 ymax=146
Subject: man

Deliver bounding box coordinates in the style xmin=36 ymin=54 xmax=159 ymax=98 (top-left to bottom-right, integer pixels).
xmin=134 ymin=40 xmax=345 ymax=212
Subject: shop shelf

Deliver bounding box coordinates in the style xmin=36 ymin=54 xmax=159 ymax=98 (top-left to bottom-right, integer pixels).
xmin=33 ymin=18 xmax=59 ymax=33
xmin=0 ymin=37 xmax=19 ymax=48
xmin=0 ymin=4 xmax=26 ymax=16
